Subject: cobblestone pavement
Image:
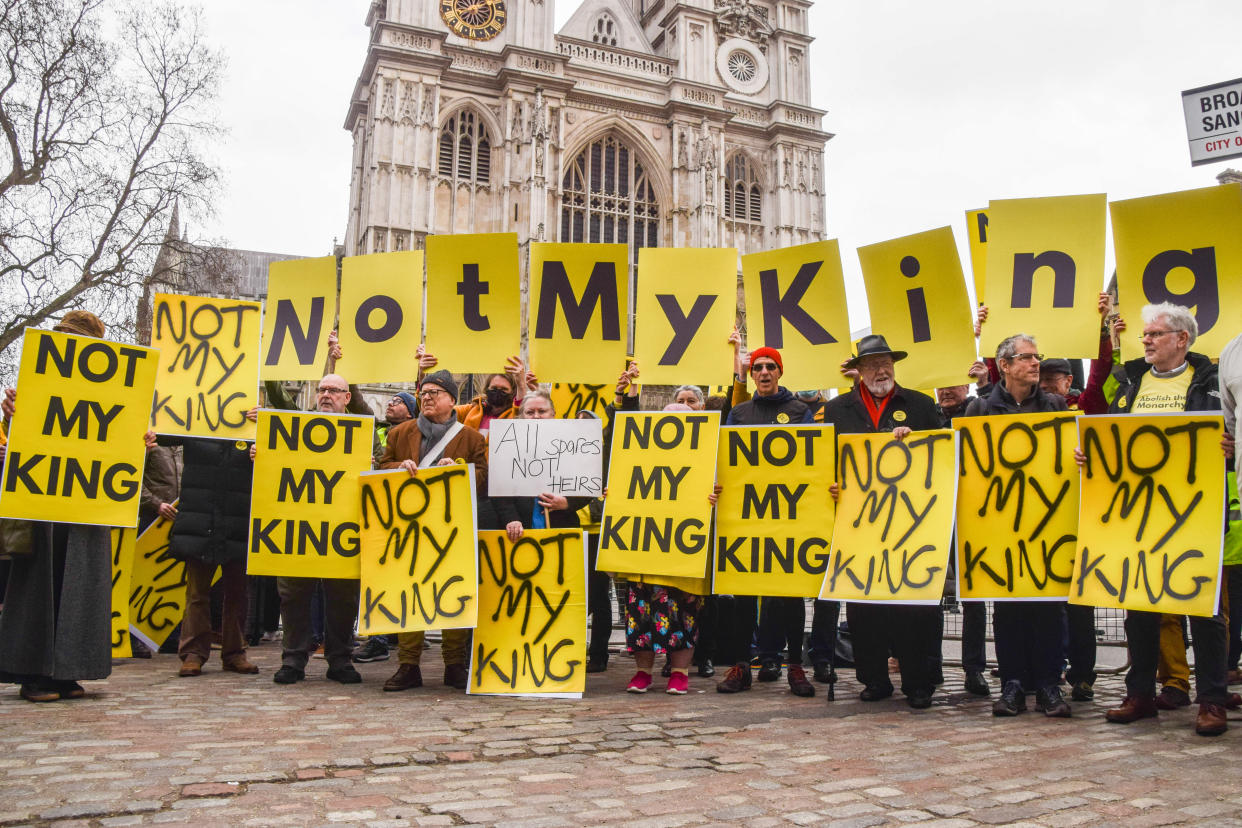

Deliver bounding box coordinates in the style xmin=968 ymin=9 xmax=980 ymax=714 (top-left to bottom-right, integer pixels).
xmin=1 ymin=643 xmax=1240 ymax=828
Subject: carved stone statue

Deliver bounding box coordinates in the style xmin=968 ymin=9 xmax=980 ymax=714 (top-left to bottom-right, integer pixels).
xmin=530 ymin=88 xmax=549 ymax=141
xmin=695 ymin=118 xmax=715 ymax=172
xmin=678 ymin=132 xmax=689 ymax=168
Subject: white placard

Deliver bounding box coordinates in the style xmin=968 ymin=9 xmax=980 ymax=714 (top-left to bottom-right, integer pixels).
xmin=487 ymin=418 xmax=604 ymax=497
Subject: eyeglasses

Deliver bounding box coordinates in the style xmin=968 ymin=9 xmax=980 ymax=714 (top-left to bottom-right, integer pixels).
xmin=1140 ymin=329 xmax=1178 ymax=341
xmin=317 ymin=386 xmax=348 ymax=395
xmin=751 ymin=362 xmax=779 ymax=373
xmin=417 ymin=389 xmax=447 ymax=399
xmin=1004 ymin=352 xmax=1043 ymax=362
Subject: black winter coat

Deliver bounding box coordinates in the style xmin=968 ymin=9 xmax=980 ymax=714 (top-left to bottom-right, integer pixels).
xmin=821 ymin=385 xmax=942 ymax=435
xmin=963 ymin=382 xmax=1068 ymax=417
xmin=1109 ymin=352 xmax=1221 ymax=414
xmin=159 ymin=436 xmax=254 ymax=566
xmin=725 ymin=387 xmax=813 ymax=426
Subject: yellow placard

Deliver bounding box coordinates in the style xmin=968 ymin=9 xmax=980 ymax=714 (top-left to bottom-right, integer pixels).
xmin=337 ymin=251 xmax=424 ymax=383
xmin=741 ymin=241 xmax=853 ymax=392
xmin=633 ymin=248 xmax=736 ymax=386
xmin=127 ymin=511 xmax=186 ymax=651
xmin=248 ymin=410 xmax=375 ymax=579
xmin=857 ymin=227 xmax=978 ymax=390
xmin=1110 ymin=183 xmax=1242 ymax=361
xmin=598 ymin=412 xmax=719 ymax=580
xmin=820 ymin=430 xmax=956 ymax=603
xmin=261 ymin=257 xmax=336 ymax=381
xmin=714 ymin=425 xmax=835 ymax=597
xmin=980 ymin=194 xmax=1106 ymax=359
xmin=469 ymin=529 xmax=587 ymax=697
xmin=529 ymin=243 xmax=629 ymax=385
xmin=549 ymin=383 xmax=612 ymax=420
xmin=0 ymin=329 xmax=158 ymax=526
xmin=425 ymin=233 xmax=520 ymax=374
xmin=151 ymin=293 xmax=262 ymax=440
xmin=955 ymin=412 xmax=1080 ymax=600
xmin=357 ymin=467 xmax=479 ymax=635
xmin=110 ymin=527 xmax=134 ymax=658
xmin=965 ymin=208 xmax=989 ymax=303
xmin=1071 ymin=414 xmax=1225 ymax=617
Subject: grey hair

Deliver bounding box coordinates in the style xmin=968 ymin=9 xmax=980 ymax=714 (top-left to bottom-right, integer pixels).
xmin=1141 ymin=302 xmax=1197 ymax=346
xmin=519 ymin=389 xmax=556 ymax=417
xmin=995 ymin=333 xmax=1037 ymax=361
xmin=671 ymin=384 xmax=706 ymax=406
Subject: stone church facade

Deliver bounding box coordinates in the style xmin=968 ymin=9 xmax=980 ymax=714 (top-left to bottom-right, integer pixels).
xmin=343 ymin=0 xmax=832 ymax=315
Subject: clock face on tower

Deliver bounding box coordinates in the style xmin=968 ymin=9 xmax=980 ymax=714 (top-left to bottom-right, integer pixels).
xmin=439 ymin=0 xmax=507 ymax=41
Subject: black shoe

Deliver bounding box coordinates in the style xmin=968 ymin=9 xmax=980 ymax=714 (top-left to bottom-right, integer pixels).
xmin=586 ymin=657 xmax=608 ymax=673
xmin=992 ymin=680 xmax=1026 ymax=716
xmin=965 ymin=671 xmax=991 ymax=697
xmin=756 ymin=660 xmax=782 ymax=682
xmin=696 ymin=659 xmax=715 ymax=678
xmin=661 ymin=660 xmax=672 ymax=678
xmin=907 ymin=690 xmax=933 ymax=709
xmin=326 ymin=665 xmax=362 ymax=684
xmin=273 ymin=666 xmax=304 ymax=684
xmin=352 ymin=638 xmax=390 ymax=663
xmin=859 ymin=685 xmax=893 ymax=702
xmin=1070 ymin=680 xmax=1095 ymax=702
xmin=812 ymin=663 xmax=836 ymax=684
xmin=1035 ymin=684 xmax=1072 ymax=718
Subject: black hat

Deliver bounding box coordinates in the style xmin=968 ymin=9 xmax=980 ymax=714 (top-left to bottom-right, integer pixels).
xmin=844 ymin=334 xmax=909 ymax=369
xmin=420 ymin=369 xmax=459 ymax=402
xmin=1039 ymin=358 xmax=1073 ymax=376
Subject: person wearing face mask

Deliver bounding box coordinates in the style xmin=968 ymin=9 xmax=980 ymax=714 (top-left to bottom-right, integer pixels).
xmin=822 ymin=334 xmax=944 ymax=710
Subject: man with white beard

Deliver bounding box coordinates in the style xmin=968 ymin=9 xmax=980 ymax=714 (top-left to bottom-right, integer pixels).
xmin=822 ymin=334 xmax=945 ymax=709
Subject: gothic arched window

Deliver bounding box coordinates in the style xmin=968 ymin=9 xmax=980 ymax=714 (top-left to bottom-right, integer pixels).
xmin=559 ymin=135 xmax=660 ymax=256
xmin=724 ymin=152 xmax=762 ymax=222
xmin=592 ymin=14 xmax=618 ymax=46
xmin=437 ymin=110 xmax=490 ymax=184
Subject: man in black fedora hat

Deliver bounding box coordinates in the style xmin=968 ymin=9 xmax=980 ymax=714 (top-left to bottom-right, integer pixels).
xmin=822 ymin=333 xmax=944 ymax=709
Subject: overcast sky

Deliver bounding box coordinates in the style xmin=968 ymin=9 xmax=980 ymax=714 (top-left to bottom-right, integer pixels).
xmin=197 ymin=0 xmax=1242 ymax=325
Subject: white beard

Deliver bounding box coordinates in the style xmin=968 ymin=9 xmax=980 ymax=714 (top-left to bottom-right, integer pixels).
xmin=864 ymin=378 xmax=894 ymax=398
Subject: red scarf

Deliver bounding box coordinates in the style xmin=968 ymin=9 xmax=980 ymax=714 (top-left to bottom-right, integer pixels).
xmin=859 ymin=384 xmax=894 ymax=430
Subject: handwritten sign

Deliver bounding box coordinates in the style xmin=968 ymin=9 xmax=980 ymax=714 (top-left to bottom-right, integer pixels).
xmin=1071 ymin=414 xmax=1224 ymax=617
xmin=469 ymin=529 xmax=587 ymax=697
xmin=110 ymin=527 xmax=134 ymax=657
xmin=548 ymin=383 xmax=611 ymax=420
xmin=598 ymin=412 xmax=719 ymax=580
xmin=715 ymin=425 xmax=835 ymax=597
xmin=151 ymin=293 xmax=261 ymax=440
xmin=248 ymin=411 xmax=375 ymax=579
xmin=820 ymin=431 xmax=956 ymax=604
xmin=487 ymin=418 xmax=603 ymax=497
xmin=955 ymin=412 xmax=1079 ymax=600
xmin=357 ymin=467 xmax=479 ymax=635
xmin=0 ymin=329 xmax=158 ymax=526
xmin=127 ymin=511 xmax=186 ymax=651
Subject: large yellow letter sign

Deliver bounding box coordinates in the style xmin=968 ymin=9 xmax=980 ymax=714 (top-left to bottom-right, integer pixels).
xmin=965 ymin=208 xmax=989 ymax=303
xmin=634 ymin=248 xmax=736 ymax=386
xmin=1071 ymin=414 xmax=1224 ymax=617
xmin=261 ymin=257 xmax=337 ymax=381
xmin=337 ymin=251 xmax=424 ymax=383
xmin=425 ymin=233 xmax=521 ymax=374
xmin=1 ymin=329 xmax=157 ymax=526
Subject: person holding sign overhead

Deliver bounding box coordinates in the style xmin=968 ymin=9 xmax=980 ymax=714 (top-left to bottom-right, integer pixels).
xmin=378 ymin=369 xmax=487 ymax=692
xmin=823 ymin=334 xmax=943 ymax=709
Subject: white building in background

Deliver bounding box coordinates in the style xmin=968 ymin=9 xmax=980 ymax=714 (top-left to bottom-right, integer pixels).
xmin=343 ymin=0 xmax=832 ymax=322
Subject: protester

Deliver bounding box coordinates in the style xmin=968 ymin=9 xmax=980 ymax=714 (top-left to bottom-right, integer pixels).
xmin=159 ymin=427 xmax=260 ymax=678
xmin=263 ymin=373 xmax=371 ymax=686
xmin=0 ymin=311 xmax=142 ymax=702
xmin=378 ymin=369 xmax=488 ymax=691
xmin=720 ymin=343 xmax=819 ymax=698
xmin=823 ymin=334 xmax=943 ymax=709
xmin=964 ymin=334 xmax=1072 ymax=718
xmin=1217 ymin=330 xmax=1242 ymax=688
xmin=139 ymin=444 xmax=182 ymax=533
xmin=1096 ymin=302 xmax=1230 ymax=736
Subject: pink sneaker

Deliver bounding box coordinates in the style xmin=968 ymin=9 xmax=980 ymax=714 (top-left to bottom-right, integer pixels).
xmin=626 ymin=671 xmax=653 ymax=693
xmin=666 ymin=672 xmax=689 ymax=695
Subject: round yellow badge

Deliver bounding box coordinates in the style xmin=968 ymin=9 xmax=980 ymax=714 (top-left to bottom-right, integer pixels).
xmin=235 ymin=441 xmax=248 ymax=451
xmin=1117 ymin=396 xmax=1127 ymax=409
xmin=776 ymin=412 xmax=790 ymax=424
xmin=893 ymin=410 xmax=907 ymax=422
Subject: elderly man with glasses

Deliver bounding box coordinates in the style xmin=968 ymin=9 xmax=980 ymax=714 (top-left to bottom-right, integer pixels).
xmin=378 ymin=370 xmax=488 ymax=692
xmin=1100 ymin=302 xmax=1230 ymax=736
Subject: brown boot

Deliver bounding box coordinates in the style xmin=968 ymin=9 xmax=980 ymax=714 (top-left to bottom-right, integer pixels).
xmin=1195 ymin=702 xmax=1228 ymax=736
xmin=178 ymin=657 xmax=204 ymax=677
xmin=443 ymin=663 xmax=468 ymax=690
xmin=223 ymin=656 xmax=259 ymax=674
xmin=1105 ymin=694 xmax=1157 ymax=724
xmin=383 ymin=663 xmax=423 ymax=692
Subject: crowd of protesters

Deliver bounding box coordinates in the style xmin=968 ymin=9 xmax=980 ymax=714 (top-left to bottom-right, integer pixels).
xmin=2 ymin=297 xmax=1242 ymax=740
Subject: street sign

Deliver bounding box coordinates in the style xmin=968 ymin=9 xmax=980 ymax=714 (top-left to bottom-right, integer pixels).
xmin=1182 ymin=77 xmax=1242 ymax=167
